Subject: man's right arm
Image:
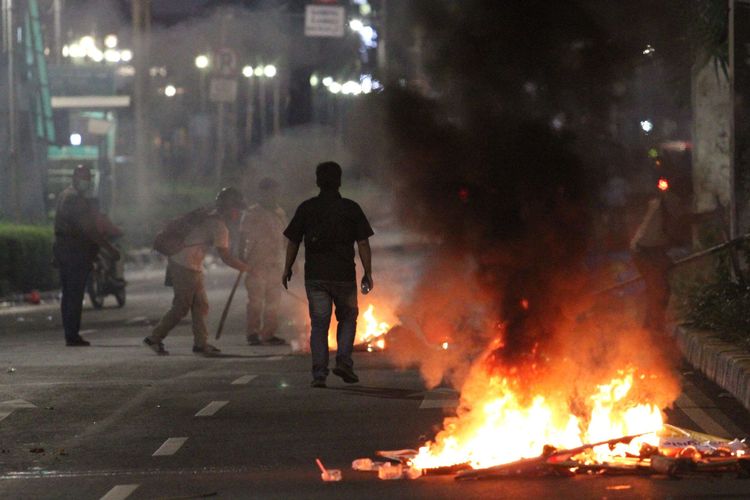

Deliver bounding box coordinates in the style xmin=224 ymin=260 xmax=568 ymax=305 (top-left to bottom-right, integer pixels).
xmin=282 ymin=238 xmax=300 ymax=289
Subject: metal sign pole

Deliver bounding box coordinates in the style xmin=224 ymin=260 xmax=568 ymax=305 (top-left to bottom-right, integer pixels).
xmin=729 ymin=0 xmax=738 ymax=240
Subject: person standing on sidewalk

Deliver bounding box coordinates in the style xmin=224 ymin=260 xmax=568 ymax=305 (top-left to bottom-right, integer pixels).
xmin=144 ymin=187 xmax=250 ymax=356
xmin=54 ymin=165 xmax=121 ymax=346
xmin=630 ymin=175 xmax=716 ymax=333
xmin=282 ymin=161 xmax=374 ymax=388
xmin=241 ymin=178 xmax=289 ymax=346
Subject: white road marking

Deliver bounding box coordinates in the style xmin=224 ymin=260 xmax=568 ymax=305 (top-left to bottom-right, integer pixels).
xmin=0 ymin=399 xmax=37 ymax=408
xmin=195 ymin=401 xmax=228 ymax=417
xmin=231 ymin=375 xmax=257 ymax=385
xmin=0 ymin=410 xmax=14 ymax=422
xmin=99 ymin=484 xmax=139 ymax=500
xmin=125 ymin=316 xmax=148 ymax=324
xmin=79 ymin=329 xmax=97 ymax=335
xmin=262 ymin=356 xmax=284 ymax=361
xmin=152 ymin=437 xmax=188 ymax=457
xmin=675 ymin=393 xmax=732 ymax=438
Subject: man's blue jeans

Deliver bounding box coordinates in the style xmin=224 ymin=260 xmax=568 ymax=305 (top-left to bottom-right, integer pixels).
xmin=305 ymin=280 xmax=358 ymax=380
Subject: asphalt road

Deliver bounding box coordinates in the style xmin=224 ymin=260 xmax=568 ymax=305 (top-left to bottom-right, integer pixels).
xmin=1 ymin=256 xmax=750 ymax=499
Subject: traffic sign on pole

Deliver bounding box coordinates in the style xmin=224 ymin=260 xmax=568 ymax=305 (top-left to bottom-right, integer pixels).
xmin=305 ymin=4 xmax=345 ymax=38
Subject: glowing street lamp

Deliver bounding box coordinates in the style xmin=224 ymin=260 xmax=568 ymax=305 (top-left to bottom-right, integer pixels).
xmin=328 ymin=81 xmax=342 ymax=94
xmin=349 ymin=18 xmax=364 ymax=32
xmin=310 ymin=74 xmax=319 ymax=87
xmin=164 ymin=84 xmax=177 ymax=97
xmin=104 ymin=34 xmax=118 ymax=49
xmin=242 ymin=65 xmax=254 ymax=78
xmin=322 ymin=76 xmax=333 ymax=87
xmin=640 ymin=119 xmax=654 ymax=133
xmin=195 ymin=54 xmax=209 ymax=69
xmin=263 ymin=64 xmax=277 ymax=78
xmin=120 ymin=50 xmax=133 ymax=62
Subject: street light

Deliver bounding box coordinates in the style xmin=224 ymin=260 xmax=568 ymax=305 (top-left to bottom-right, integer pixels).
xmin=164 ymin=85 xmax=177 ymax=97
xmin=195 ymin=54 xmax=209 ymax=69
xmin=120 ymin=50 xmax=133 ymax=62
xmin=310 ymin=74 xmax=319 ymax=87
xmin=104 ymin=34 xmax=118 ymax=49
xmin=264 ymin=65 xmax=277 ymax=78
xmin=350 ymin=19 xmax=364 ymax=32
xmin=242 ymin=65 xmax=254 ymax=78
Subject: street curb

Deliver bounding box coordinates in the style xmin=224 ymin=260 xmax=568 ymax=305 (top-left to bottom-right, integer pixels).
xmin=674 ymin=325 xmax=750 ymax=413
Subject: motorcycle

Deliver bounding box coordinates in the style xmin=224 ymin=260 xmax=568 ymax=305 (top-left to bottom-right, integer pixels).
xmin=87 ymin=246 xmax=126 ymax=309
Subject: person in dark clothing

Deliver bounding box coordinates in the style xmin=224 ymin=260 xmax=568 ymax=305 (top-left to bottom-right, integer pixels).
xmin=282 ymin=161 xmax=374 ymax=388
xmin=53 ymin=165 xmax=120 ymax=346
xmin=630 ymin=175 xmax=718 ymax=333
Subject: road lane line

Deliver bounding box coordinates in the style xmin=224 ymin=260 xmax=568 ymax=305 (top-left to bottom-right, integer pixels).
xmin=195 ymin=401 xmax=228 ymax=417
xmin=100 ymin=484 xmax=139 ymax=500
xmin=0 ymin=410 xmax=13 ymax=422
xmin=231 ymin=375 xmax=257 ymax=385
xmin=79 ymin=329 xmax=97 ymax=335
xmin=675 ymin=393 xmax=732 ymax=438
xmin=152 ymin=437 xmax=188 ymax=457
xmin=125 ymin=316 xmax=148 ymax=324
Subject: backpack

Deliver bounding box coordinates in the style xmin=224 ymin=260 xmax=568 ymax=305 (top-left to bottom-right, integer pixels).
xmin=153 ymin=208 xmax=211 ymax=256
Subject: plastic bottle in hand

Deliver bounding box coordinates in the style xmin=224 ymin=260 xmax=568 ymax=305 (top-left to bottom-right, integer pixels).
xmin=361 ymin=275 xmax=372 ymax=295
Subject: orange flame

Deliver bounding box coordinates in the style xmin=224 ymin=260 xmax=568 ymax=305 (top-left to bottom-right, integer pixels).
xmin=328 ymin=304 xmax=391 ymax=351
xmin=411 ymin=367 xmax=663 ymax=470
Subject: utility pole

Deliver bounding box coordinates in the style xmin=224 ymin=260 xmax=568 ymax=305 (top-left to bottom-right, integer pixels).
xmin=272 ymin=75 xmax=280 ymax=136
xmin=730 ymin=0 xmax=738 ymax=240
xmin=53 ymin=0 xmax=62 ymax=64
xmin=4 ymin=0 xmax=20 ymax=220
xmin=132 ymin=0 xmax=150 ymax=207
xmin=377 ymin=0 xmax=388 ymax=81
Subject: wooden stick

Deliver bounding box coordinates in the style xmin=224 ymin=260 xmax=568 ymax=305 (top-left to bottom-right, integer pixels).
xmin=215 ymin=270 xmax=244 ymax=340
xmin=595 ymin=234 xmax=750 ymax=296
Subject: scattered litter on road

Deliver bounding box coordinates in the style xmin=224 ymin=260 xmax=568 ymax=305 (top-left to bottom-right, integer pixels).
xmin=606 ymin=485 xmax=632 ymax=491
xmin=352 ymin=458 xmax=386 ymax=471
xmin=367 ymin=426 xmax=750 ymax=482
xmin=378 ymin=463 xmax=403 ymax=480
xmin=316 ymin=458 xmax=342 ymax=482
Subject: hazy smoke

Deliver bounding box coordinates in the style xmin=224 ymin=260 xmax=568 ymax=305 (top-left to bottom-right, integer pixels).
xmin=376 ymin=0 xmax=680 ymax=399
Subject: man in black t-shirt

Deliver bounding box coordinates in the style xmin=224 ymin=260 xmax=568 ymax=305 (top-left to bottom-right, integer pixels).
xmin=282 ymin=162 xmax=374 ymax=388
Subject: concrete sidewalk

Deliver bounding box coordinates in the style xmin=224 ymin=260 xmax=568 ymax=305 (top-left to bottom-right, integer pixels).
xmin=675 ymin=325 xmax=750 ymax=413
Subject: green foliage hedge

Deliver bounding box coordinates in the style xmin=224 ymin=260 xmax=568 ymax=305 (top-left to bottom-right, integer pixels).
xmin=0 ymin=223 xmax=57 ymax=296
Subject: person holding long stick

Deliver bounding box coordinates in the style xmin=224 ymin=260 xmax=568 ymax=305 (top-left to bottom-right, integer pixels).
xmin=144 ymin=187 xmax=250 ymax=356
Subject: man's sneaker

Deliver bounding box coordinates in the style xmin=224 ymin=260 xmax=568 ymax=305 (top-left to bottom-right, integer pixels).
xmin=66 ymin=337 xmax=90 ymax=347
xmin=193 ymin=343 xmax=221 ymax=355
xmin=262 ymin=336 xmax=287 ymax=346
xmin=143 ymin=337 xmax=169 ymax=356
xmin=310 ymin=378 xmax=327 ymax=388
xmin=246 ymin=335 xmax=261 ymax=346
xmin=332 ymin=365 xmax=359 ymax=384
